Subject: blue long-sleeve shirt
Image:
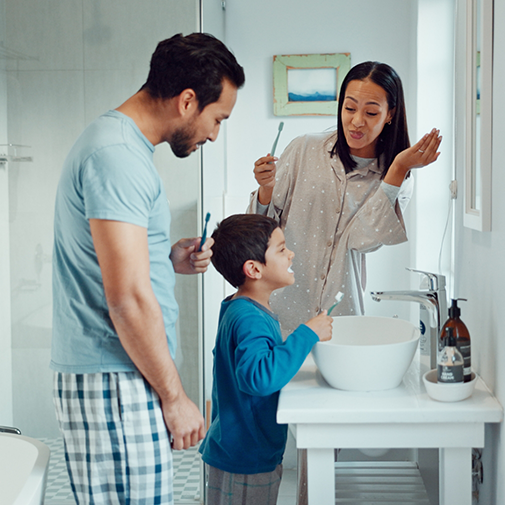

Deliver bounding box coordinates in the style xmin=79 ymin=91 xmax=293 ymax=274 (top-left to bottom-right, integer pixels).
xmin=199 ymin=295 xmax=319 ymax=474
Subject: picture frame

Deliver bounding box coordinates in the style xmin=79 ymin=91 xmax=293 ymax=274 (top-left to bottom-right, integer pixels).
xmin=273 ymin=53 xmax=351 ymax=116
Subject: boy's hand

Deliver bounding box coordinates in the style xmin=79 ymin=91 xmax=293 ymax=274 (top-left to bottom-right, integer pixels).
xmin=305 ymin=310 xmax=333 ymax=342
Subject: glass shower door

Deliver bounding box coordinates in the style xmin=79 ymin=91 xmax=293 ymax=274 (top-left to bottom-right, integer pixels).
xmin=1 ymin=0 xmax=204 ymax=503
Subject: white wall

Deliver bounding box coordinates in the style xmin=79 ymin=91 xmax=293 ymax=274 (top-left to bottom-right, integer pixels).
xmin=415 ymin=0 xmax=455 ymax=288
xmin=454 ymin=0 xmax=505 ymax=502
xmin=224 ymin=0 xmax=418 ymax=196
xmin=221 ymin=0 xmax=421 ymax=320
xmin=204 ymin=0 xmax=459 ymax=341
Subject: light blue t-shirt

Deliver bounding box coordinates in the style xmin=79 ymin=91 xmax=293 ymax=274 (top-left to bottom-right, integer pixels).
xmin=51 ymin=110 xmax=178 ymax=373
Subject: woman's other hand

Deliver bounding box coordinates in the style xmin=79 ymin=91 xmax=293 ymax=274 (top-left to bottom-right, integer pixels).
xmin=384 ymin=128 xmax=442 ymax=186
xmin=254 ymin=154 xmax=278 ymax=205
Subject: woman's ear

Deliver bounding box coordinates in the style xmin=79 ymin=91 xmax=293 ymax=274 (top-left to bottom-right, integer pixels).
xmin=387 ymin=107 xmax=396 ymax=125
xmin=243 ymin=260 xmax=262 ymax=280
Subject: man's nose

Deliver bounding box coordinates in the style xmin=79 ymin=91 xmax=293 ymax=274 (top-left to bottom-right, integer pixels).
xmin=208 ymin=124 xmax=220 ymax=142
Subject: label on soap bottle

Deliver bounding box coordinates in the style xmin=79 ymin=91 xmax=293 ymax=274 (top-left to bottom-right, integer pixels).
xmin=437 ymin=364 xmax=464 ymax=383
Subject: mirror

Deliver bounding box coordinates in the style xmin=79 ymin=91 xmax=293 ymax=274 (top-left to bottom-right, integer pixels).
xmin=464 ymin=0 xmax=493 ymax=231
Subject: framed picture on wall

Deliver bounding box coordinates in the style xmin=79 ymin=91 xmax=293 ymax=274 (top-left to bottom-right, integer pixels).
xmin=273 ymin=53 xmax=351 ymax=116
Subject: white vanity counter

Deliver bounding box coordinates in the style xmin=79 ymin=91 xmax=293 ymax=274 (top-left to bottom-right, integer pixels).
xmin=277 ymin=356 xmax=503 ymax=505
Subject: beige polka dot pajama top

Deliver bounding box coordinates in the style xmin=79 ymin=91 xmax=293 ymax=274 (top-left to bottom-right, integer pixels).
xmin=248 ymin=131 xmax=414 ymax=336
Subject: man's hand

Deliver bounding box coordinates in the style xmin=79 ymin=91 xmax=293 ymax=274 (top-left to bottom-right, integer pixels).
xmin=162 ymin=392 xmax=206 ymax=450
xmin=170 ymin=237 xmax=214 ymax=274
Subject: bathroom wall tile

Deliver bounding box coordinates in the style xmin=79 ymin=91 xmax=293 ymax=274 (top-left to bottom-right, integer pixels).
xmin=0 ymin=154 xmax=11 ymax=350
xmin=5 ymin=0 xmax=84 ymax=71
xmin=82 ymin=0 xmax=197 ymax=71
xmin=83 ymin=69 xmax=146 ymax=125
xmin=12 ymin=348 xmax=60 ymax=438
xmin=171 ymin=207 xmax=199 ymax=405
xmin=9 ymin=210 xmax=52 ymax=328
xmin=4 ymin=0 xmax=202 ymax=448
xmin=156 ymin=143 xmax=200 ymax=215
xmin=6 ymin=70 xmax=85 ymax=177
xmin=7 ymin=69 xmax=84 ymax=327
xmin=1 ymin=0 xmax=13 ymax=425
xmin=0 ymin=347 xmax=13 ymax=425
xmin=0 ymin=70 xmax=7 ymax=141
xmin=11 ymin=301 xmax=52 ymax=349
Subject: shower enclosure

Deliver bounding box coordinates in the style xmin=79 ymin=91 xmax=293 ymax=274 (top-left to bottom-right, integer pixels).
xmin=0 ymin=0 xmax=211 ymax=503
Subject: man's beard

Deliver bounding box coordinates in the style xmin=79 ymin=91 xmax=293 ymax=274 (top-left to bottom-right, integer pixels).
xmin=169 ymin=123 xmax=197 ymax=158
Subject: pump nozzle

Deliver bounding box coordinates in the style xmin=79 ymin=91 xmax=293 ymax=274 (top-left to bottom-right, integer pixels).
xmin=449 ymin=298 xmax=467 ymax=318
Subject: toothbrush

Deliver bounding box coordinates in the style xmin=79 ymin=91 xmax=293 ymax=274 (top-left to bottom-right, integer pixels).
xmin=198 ymin=212 xmax=211 ymax=252
xmin=327 ymin=291 xmax=344 ymax=316
xmin=270 ymin=121 xmax=284 ymax=157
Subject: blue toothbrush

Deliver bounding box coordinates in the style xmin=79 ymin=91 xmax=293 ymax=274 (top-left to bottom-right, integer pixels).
xmin=327 ymin=291 xmax=344 ymax=315
xmin=270 ymin=121 xmax=284 ymax=157
xmin=199 ymin=212 xmax=211 ymax=251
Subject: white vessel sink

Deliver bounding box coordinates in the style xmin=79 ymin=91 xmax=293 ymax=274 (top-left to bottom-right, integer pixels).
xmin=312 ymin=316 xmax=420 ymax=391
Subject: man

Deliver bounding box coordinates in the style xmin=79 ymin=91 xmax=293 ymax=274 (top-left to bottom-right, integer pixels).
xmin=50 ymin=33 xmax=244 ymax=504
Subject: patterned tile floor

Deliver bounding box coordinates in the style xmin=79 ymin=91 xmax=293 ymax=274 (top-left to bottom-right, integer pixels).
xmin=40 ymin=438 xmax=202 ymax=504
xmin=40 ymin=438 xmax=74 ymax=503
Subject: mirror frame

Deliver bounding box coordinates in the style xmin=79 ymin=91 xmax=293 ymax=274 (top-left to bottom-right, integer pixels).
xmin=464 ymin=0 xmax=493 ymax=231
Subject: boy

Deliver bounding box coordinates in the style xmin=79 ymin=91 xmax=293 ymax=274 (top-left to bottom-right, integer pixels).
xmin=199 ymin=214 xmax=332 ymax=505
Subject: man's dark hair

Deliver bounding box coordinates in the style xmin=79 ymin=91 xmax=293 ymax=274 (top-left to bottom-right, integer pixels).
xmin=211 ymin=214 xmax=279 ymax=288
xmin=141 ymin=33 xmax=245 ymax=110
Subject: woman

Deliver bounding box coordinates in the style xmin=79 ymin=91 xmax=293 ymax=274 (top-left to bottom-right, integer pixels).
xmin=249 ymin=61 xmax=441 ymax=336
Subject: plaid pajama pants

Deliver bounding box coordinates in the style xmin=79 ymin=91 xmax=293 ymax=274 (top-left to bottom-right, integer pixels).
xmin=53 ymin=371 xmax=173 ymax=505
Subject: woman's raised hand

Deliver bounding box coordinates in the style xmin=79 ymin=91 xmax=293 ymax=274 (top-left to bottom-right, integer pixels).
xmin=385 ymin=128 xmax=442 ymax=187
xmin=399 ymin=128 xmax=442 ymax=170
xmin=254 ymin=154 xmax=278 ymax=205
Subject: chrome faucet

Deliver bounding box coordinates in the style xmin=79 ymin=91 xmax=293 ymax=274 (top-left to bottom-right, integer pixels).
xmin=370 ymin=268 xmax=447 ymax=369
xmin=0 ymin=425 xmax=22 ymax=435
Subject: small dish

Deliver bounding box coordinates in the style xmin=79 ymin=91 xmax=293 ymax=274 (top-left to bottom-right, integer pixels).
xmin=423 ymin=369 xmax=477 ymax=402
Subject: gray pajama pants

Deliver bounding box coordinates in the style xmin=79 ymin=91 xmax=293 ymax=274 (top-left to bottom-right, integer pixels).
xmin=206 ymin=463 xmax=283 ymax=505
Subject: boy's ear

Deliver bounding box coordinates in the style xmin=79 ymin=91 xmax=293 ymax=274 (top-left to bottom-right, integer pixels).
xmin=242 ymin=260 xmax=262 ymax=280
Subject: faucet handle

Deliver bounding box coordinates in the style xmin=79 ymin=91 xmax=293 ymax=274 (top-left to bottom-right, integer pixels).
xmin=406 ymin=268 xmax=446 ymax=290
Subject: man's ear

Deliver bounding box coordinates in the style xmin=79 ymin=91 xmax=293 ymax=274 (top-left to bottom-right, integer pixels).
xmin=243 ymin=260 xmax=262 ymax=280
xmin=177 ymin=88 xmax=199 ymax=117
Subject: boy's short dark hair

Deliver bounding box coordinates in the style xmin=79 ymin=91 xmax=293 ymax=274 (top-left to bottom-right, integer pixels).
xmin=141 ymin=33 xmax=245 ymax=111
xmin=211 ymin=214 xmax=279 ymax=288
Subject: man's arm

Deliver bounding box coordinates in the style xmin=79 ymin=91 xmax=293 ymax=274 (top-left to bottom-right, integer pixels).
xmin=89 ymin=219 xmax=205 ymax=450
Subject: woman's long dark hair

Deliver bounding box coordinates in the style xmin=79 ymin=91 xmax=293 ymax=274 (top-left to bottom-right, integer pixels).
xmin=331 ymin=61 xmax=410 ymax=177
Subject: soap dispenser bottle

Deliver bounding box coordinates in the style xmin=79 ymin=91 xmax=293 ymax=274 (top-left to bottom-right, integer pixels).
xmin=437 ymin=328 xmax=464 ymax=383
xmin=439 ymin=298 xmax=471 ymax=382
